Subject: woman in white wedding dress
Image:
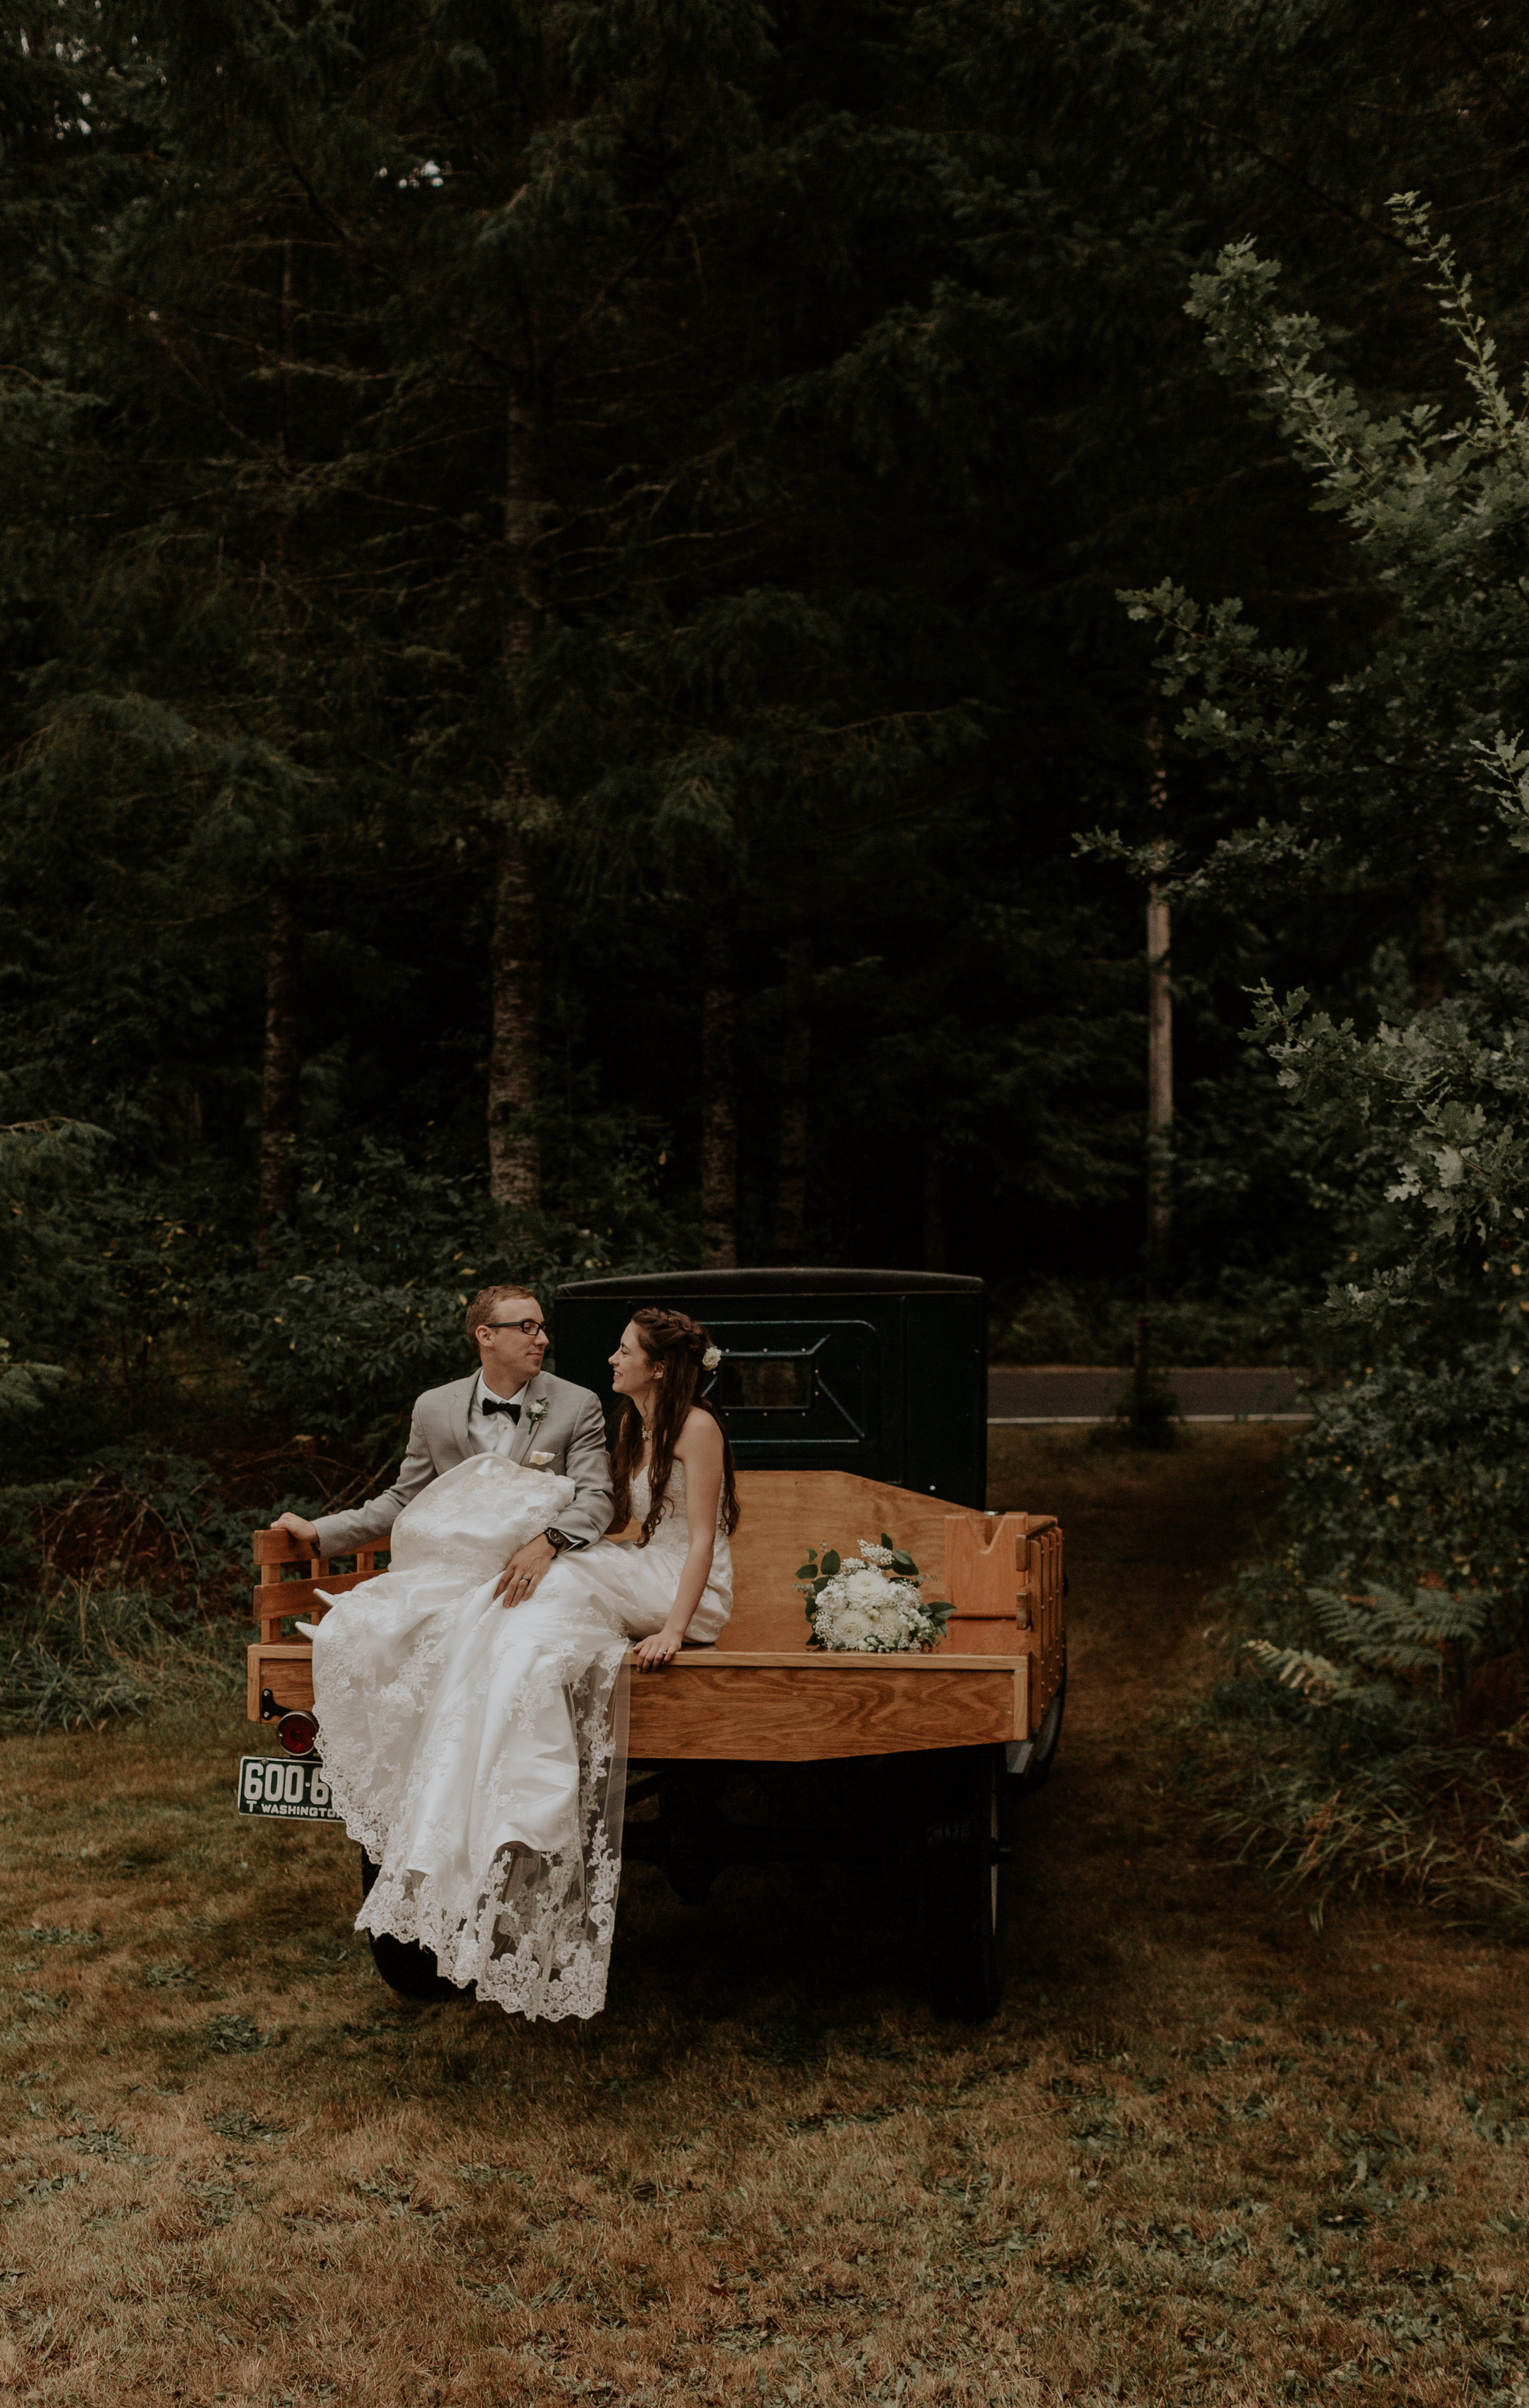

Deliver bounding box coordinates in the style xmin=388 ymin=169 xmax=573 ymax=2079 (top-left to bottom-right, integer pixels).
xmin=306 ymin=1307 xmax=739 ymax=2023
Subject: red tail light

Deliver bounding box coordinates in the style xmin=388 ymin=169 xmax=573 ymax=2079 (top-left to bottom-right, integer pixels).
xmin=276 ymin=1710 xmax=319 ymax=1757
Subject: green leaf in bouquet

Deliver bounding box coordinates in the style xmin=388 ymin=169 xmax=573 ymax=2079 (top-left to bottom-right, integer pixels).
xmin=821 ymin=1549 xmax=841 ymax=1575
xmin=923 ymin=1597 xmax=955 ymax=1637
xmin=880 ymin=1532 xmax=897 ymax=1550
xmin=795 ymin=1562 xmax=818 ymax=1580
xmin=889 ymin=1551 xmax=918 ymax=1576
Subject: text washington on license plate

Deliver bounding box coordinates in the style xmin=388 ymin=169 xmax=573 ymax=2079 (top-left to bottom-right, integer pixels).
xmin=237 ymin=1754 xmax=343 ymax=1822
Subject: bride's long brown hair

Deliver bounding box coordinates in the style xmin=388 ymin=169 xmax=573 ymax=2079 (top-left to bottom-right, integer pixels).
xmin=611 ymin=1307 xmax=741 ymax=1546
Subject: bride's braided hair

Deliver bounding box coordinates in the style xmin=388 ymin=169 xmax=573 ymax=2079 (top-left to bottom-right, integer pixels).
xmin=611 ymin=1307 xmax=741 ymax=1545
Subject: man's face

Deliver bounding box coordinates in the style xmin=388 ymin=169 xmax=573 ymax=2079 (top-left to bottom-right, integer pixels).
xmin=476 ymin=1301 xmax=549 ymax=1395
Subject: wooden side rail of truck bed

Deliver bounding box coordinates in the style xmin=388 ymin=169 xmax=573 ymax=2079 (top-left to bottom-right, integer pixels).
xmin=248 ymin=1469 xmax=1064 ymax=1765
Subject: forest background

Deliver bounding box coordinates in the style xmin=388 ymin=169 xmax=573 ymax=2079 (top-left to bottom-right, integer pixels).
xmin=5 ymin=1 xmax=1529 ymax=1916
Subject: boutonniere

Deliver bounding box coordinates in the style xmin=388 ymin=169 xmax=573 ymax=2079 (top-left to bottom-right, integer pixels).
xmin=526 ymin=1398 xmax=550 ymax=1428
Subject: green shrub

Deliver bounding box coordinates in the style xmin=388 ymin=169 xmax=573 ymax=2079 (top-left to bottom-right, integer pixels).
xmin=1116 ymin=201 xmax=1529 ymax=1926
xmin=0 ymin=1583 xmax=245 ymax=1733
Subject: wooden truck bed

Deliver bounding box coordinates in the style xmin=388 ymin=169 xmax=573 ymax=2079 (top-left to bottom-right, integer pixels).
xmin=248 ymin=1469 xmax=1064 ymax=1764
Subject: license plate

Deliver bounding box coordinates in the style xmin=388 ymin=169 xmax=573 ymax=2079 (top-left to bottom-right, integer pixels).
xmin=236 ymin=1754 xmax=343 ymax=1823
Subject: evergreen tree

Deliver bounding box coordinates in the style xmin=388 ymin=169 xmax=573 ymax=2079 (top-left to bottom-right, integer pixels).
xmin=1125 ymin=196 xmax=1529 ymax=1918
xmin=6 ymin=0 xmax=1529 ymax=1496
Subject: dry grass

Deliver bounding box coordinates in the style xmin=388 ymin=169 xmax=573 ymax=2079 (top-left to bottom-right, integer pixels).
xmin=0 ymin=1427 xmax=1523 ymax=2406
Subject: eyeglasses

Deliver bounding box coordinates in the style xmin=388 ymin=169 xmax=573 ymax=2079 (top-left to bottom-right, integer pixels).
xmin=483 ymin=1320 xmax=546 ymax=1338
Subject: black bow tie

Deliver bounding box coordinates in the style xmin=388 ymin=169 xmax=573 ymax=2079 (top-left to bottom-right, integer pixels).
xmin=480 ymin=1397 xmax=520 ymax=1422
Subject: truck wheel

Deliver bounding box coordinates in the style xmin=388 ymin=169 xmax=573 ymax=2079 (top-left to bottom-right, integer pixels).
xmin=915 ymin=1745 xmax=1010 ymax=2021
xmin=358 ymin=1849 xmax=465 ymax=2003
xmin=657 ymin=1762 xmax=728 ymax=1908
xmin=1012 ymin=1635 xmax=1067 ymax=1797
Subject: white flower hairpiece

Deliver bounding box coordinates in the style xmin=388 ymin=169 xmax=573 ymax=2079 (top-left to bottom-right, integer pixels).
xmin=702 ymin=1344 xmax=722 ymax=1371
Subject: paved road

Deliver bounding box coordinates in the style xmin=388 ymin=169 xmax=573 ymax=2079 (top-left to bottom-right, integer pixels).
xmin=988 ymin=1364 xmax=1309 ymax=1423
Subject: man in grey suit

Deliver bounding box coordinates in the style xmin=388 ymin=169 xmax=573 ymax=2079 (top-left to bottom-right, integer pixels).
xmin=269 ymin=1283 xmax=615 ymax=1606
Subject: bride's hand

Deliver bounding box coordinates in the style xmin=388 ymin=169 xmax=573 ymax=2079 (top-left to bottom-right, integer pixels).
xmin=632 ymin=1627 xmax=684 ymax=1672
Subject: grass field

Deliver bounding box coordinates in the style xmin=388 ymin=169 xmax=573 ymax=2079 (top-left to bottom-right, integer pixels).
xmin=0 ymin=1427 xmax=1523 ymax=2406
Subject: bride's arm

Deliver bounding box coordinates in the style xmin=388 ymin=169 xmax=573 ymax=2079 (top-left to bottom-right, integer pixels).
xmin=631 ymin=1413 xmax=724 ymax=1671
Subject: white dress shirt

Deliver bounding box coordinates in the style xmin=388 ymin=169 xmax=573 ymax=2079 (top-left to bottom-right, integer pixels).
xmin=470 ymin=1373 xmax=527 ymax=1457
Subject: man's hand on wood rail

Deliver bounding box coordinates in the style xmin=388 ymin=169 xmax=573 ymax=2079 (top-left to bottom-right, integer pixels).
xmin=270 ymin=1510 xmax=320 ymax=1553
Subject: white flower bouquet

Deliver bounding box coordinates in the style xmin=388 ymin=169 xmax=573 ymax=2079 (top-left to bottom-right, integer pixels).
xmin=796 ymin=1534 xmax=953 ymax=1653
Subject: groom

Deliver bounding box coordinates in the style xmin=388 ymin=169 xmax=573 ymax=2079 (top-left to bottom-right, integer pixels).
xmin=269 ymin=1284 xmax=615 ymax=1605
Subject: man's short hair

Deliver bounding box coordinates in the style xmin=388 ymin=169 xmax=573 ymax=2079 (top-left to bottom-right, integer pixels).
xmin=464 ymin=1283 xmax=539 ymax=1349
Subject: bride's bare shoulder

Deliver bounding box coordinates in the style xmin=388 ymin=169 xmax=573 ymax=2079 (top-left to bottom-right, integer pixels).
xmin=675 ymin=1406 xmax=724 ymax=1463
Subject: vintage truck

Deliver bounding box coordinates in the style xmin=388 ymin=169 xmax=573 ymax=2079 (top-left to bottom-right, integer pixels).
xmin=240 ymin=1268 xmax=1066 ymax=2020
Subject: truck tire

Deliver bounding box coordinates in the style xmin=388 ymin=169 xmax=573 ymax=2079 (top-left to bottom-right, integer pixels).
xmin=1012 ymin=1635 xmax=1067 ymax=1797
xmin=358 ymin=1849 xmax=467 ymax=2003
xmin=657 ymin=1762 xmax=730 ymax=1907
xmin=914 ymin=1745 xmax=1010 ymax=2021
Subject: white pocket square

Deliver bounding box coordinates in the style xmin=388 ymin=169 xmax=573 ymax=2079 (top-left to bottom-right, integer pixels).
xmin=529 ymin=1450 xmax=556 ymax=1467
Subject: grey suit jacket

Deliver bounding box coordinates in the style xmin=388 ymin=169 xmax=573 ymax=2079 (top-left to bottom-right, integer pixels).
xmin=313 ymin=1368 xmax=614 ymax=1557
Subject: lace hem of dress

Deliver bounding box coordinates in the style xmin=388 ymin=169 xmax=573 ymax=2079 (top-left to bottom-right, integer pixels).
xmin=331 ymin=1652 xmax=631 ymax=2024
xmin=355 ymin=1832 xmax=619 ymax=2022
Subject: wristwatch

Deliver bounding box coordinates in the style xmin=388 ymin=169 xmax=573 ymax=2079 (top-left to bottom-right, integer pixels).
xmin=545 ymin=1527 xmax=582 ymax=1554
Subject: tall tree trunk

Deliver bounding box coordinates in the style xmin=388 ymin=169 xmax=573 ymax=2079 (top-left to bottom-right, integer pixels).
xmin=1415 ymin=869 xmax=1449 ymax=1005
xmin=772 ymin=928 xmax=811 ymax=1261
xmin=258 ymin=237 xmax=305 ymax=1253
xmin=1145 ymin=731 xmax=1172 ymax=1283
xmin=257 ymin=886 xmax=302 ymax=1241
xmin=1146 ymin=878 xmax=1172 ymax=1273
xmin=700 ymin=903 xmax=738 ymax=1267
xmin=487 ymin=830 xmax=541 ymax=1208
xmin=280 ymin=236 xmax=300 ymax=465
xmin=922 ymin=1147 xmax=947 ymax=1272
xmin=488 ymin=392 xmax=543 ymax=1210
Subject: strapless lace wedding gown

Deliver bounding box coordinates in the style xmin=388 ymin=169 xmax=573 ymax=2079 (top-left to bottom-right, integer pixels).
xmin=308 ymin=1450 xmax=731 ymax=2022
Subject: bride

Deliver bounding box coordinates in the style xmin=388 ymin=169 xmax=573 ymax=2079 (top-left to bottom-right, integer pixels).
xmin=306 ymin=1306 xmax=739 ymax=2022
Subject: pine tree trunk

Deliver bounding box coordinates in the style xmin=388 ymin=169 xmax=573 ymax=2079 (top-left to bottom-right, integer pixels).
xmin=487 ymin=830 xmax=541 ymax=1208
xmin=280 ymin=237 xmax=300 ymax=465
xmin=772 ymin=929 xmax=811 ymax=1261
xmin=1145 ymin=728 xmax=1172 ymax=1282
xmin=257 ymin=233 xmax=305 ymax=1252
xmin=1146 ymin=878 xmax=1172 ymax=1274
xmin=487 ymin=391 xmax=543 ymax=1210
xmin=700 ymin=906 xmax=738 ymax=1267
xmin=257 ymin=886 xmax=302 ymax=1241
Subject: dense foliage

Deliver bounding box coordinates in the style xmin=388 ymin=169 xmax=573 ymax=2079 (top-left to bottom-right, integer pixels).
xmin=1122 ymin=199 xmax=1529 ymax=1924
